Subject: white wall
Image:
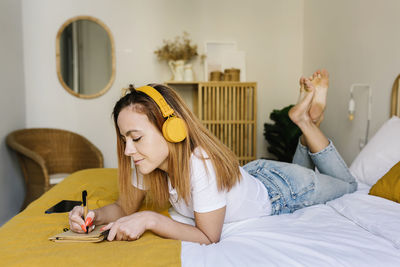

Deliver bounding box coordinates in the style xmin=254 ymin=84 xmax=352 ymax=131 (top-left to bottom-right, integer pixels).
xmin=303 ymin=0 xmax=400 ymax=164
xmin=0 ymin=0 xmax=26 ymax=225
xmin=22 ymin=0 xmax=304 ymax=168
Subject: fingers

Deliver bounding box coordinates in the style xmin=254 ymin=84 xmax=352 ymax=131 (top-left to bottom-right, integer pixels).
xmin=70 ymin=221 xmax=86 ymax=234
xmin=104 ymin=222 xmax=141 ymax=242
xmin=106 ymin=223 xmax=117 ymax=241
xmin=116 ymin=231 xmax=125 ymax=241
xmin=68 ymin=206 xmax=86 ymax=233
xmin=68 ymin=206 xmax=96 ymax=233
xmin=85 ymin=210 xmax=95 ymax=228
xmin=101 ymin=222 xmax=114 ymax=232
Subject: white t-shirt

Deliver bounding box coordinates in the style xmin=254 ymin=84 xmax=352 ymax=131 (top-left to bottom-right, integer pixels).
xmin=131 ymin=147 xmax=271 ymax=223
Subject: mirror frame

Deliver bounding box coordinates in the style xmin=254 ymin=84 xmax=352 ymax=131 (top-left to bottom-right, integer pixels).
xmin=56 ymin=16 xmax=116 ymax=99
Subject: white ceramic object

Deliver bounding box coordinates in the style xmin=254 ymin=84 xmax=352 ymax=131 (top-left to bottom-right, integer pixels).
xmin=168 ymin=60 xmax=185 ymax=81
xmin=184 ymin=64 xmax=194 ymax=81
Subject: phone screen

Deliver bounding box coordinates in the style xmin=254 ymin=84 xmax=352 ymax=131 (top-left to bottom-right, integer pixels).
xmin=45 ymin=200 xmax=82 ymax=214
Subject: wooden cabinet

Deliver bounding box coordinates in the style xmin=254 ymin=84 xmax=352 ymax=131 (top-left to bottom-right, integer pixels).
xmin=166 ymin=82 xmax=257 ymax=165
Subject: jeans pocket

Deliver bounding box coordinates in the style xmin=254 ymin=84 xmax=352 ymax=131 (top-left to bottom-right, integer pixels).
xmin=270 ymin=166 xmax=315 ymax=201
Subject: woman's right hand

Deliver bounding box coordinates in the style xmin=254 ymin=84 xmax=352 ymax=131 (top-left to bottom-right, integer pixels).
xmin=68 ymin=206 xmax=96 ymax=233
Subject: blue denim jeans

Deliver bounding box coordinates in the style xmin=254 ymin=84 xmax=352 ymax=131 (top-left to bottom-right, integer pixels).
xmin=243 ymin=140 xmax=357 ymax=215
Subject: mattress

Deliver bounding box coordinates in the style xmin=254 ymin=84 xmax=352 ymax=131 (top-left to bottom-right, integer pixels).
xmin=2 ymin=169 xmax=399 ymax=266
xmin=179 ymin=183 xmax=400 ymax=266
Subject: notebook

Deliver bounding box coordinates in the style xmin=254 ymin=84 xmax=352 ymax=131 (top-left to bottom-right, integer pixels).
xmin=49 ymin=225 xmax=109 ymax=242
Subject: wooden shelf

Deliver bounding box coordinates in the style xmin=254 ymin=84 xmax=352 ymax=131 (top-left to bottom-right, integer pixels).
xmin=165 ymin=81 xmax=256 ymax=85
xmin=168 ymin=81 xmax=257 ymax=165
xmin=165 ymin=81 xmax=199 ymax=85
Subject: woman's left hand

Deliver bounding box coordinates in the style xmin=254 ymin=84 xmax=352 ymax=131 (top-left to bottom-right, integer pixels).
xmin=101 ymin=211 xmax=154 ymax=241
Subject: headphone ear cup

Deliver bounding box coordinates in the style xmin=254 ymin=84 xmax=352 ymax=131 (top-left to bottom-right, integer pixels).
xmin=162 ymin=117 xmax=187 ymax=143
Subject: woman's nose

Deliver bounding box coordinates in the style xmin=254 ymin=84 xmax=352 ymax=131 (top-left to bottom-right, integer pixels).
xmin=124 ymin=140 xmax=137 ymax=156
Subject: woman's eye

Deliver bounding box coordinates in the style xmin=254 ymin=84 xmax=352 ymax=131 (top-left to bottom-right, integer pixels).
xmin=132 ymin=137 xmax=142 ymax=142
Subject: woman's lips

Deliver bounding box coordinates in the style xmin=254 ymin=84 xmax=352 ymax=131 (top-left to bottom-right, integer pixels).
xmin=134 ymin=159 xmax=143 ymax=164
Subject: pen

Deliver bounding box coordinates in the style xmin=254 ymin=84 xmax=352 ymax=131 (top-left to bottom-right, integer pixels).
xmin=82 ymin=190 xmax=88 ymax=234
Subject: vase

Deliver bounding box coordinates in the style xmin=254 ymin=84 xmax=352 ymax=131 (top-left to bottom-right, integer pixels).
xmin=168 ymin=60 xmax=185 ymax=81
xmin=183 ymin=64 xmax=194 ymax=81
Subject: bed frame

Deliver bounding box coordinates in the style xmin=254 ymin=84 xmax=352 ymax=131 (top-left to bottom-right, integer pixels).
xmin=391 ymin=74 xmax=400 ymax=116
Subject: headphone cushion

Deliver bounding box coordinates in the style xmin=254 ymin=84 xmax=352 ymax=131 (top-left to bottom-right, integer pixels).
xmin=162 ymin=117 xmax=187 ymax=143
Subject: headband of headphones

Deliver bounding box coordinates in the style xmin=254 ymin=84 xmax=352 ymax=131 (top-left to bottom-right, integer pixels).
xmin=136 ymin=86 xmax=175 ymax=118
xmin=124 ymin=85 xmax=187 ymax=143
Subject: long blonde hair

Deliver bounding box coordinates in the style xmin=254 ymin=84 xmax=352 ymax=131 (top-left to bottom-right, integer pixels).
xmin=112 ymin=84 xmax=241 ymax=214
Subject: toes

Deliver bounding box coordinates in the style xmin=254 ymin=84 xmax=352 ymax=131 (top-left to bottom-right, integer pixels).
xmin=300 ymin=77 xmax=306 ymax=92
xmin=312 ymin=70 xmax=321 ymax=80
xmin=304 ymin=78 xmax=315 ymax=92
xmin=321 ymin=69 xmax=329 ymax=78
xmin=319 ymin=69 xmax=329 ymax=87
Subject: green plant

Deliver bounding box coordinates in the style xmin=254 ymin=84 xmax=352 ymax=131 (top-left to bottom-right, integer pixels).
xmin=263 ymin=105 xmax=302 ymax=162
xmin=154 ymin=32 xmax=198 ymax=61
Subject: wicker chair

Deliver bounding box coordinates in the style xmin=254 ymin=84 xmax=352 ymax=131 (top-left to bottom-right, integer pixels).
xmin=6 ymin=128 xmax=104 ymax=209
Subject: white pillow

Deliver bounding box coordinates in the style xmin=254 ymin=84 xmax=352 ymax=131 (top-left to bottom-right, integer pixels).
xmin=350 ymin=116 xmax=400 ymax=186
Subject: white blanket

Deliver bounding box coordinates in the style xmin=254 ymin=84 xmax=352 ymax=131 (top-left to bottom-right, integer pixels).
xmin=177 ymin=183 xmax=400 ymax=266
xmin=327 ymin=185 xmax=400 ymax=249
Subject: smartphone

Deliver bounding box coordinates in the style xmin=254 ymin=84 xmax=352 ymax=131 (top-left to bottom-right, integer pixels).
xmin=45 ymin=200 xmax=82 ymax=214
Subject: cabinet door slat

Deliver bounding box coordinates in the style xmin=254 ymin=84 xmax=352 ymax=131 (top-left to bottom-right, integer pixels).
xmin=168 ymin=82 xmax=257 ymax=165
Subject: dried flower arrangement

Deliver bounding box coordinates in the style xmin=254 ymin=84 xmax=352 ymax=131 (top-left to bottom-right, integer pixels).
xmin=154 ymin=32 xmax=198 ymax=61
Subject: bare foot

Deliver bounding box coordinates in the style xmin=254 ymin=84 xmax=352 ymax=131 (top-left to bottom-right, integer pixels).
xmin=309 ymin=69 xmax=329 ymax=124
xmin=297 ymin=77 xmax=312 ymax=104
xmin=289 ymin=78 xmax=315 ymax=128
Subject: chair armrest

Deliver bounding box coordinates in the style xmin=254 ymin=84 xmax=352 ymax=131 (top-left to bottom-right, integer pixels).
xmin=6 ymin=135 xmax=46 ymax=169
xmin=6 ymin=134 xmax=51 ymax=204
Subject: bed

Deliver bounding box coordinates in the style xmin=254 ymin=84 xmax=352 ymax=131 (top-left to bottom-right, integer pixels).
xmin=1 ymin=82 xmax=399 ymax=266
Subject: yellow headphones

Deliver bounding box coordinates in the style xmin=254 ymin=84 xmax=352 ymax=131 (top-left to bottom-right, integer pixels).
xmin=136 ymin=85 xmax=187 ymax=143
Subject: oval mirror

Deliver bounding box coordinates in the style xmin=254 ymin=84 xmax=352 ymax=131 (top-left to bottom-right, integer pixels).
xmin=56 ymin=16 xmax=115 ymax=99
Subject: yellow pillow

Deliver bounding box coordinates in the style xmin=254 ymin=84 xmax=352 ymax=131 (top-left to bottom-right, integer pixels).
xmin=369 ymin=161 xmax=400 ymax=203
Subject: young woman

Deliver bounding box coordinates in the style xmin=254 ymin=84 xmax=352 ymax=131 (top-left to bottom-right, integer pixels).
xmin=68 ymin=69 xmax=357 ymax=244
